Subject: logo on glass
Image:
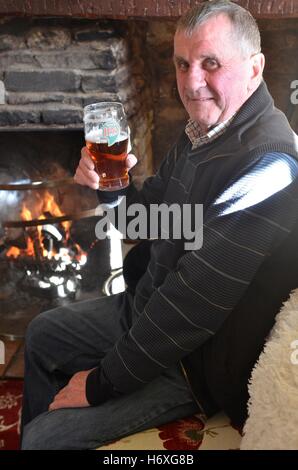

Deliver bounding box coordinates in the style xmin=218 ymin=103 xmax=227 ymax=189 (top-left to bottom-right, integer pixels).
xmin=100 ymin=119 xmax=121 ymax=147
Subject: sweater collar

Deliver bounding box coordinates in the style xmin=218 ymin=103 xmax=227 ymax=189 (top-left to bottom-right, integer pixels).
xmin=185 ymin=81 xmax=272 ymax=151
xmin=229 ymin=80 xmax=273 ymax=130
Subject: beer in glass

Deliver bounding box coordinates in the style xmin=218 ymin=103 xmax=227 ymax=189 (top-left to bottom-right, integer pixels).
xmin=83 ymin=102 xmax=129 ymax=191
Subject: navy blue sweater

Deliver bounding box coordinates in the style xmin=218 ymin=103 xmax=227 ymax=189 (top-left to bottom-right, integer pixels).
xmin=86 ymin=82 xmax=298 ymax=421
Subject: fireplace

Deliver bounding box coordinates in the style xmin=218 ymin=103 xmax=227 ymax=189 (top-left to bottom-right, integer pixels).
xmin=0 ymin=1 xmax=297 ymax=338
xmin=0 ymin=129 xmax=125 ymax=338
xmin=0 ymin=13 xmax=153 ymax=337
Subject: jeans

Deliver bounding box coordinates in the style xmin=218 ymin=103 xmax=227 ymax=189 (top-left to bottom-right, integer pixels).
xmin=21 ymin=291 xmax=199 ymax=450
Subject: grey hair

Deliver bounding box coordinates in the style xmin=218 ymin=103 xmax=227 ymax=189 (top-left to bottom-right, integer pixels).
xmin=176 ymin=0 xmax=261 ymax=58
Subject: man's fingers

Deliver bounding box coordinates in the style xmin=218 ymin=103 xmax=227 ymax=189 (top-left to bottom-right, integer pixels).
xmin=75 ymin=147 xmax=137 ymax=189
xmin=126 ymin=154 xmax=137 ymax=169
xmin=74 ymin=147 xmax=99 ymax=189
xmin=82 ymin=147 xmax=137 ymax=170
xmin=74 ymin=166 xmax=99 ymax=190
xmin=81 ymin=147 xmax=95 ymax=170
xmin=48 ymin=389 xmax=68 ymax=411
xmin=74 ymin=167 xmax=99 ymax=189
xmin=48 ymin=398 xmax=62 ymax=411
xmin=49 ymin=399 xmax=66 ymax=411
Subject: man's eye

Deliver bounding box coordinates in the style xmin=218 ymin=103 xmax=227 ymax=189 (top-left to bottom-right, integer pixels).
xmin=177 ymin=61 xmax=189 ymax=72
xmin=203 ymin=59 xmax=219 ymax=70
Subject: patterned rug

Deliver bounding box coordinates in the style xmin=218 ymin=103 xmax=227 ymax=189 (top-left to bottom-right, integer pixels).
xmin=0 ymin=379 xmax=23 ymax=451
xmin=0 ymin=378 xmax=242 ymax=450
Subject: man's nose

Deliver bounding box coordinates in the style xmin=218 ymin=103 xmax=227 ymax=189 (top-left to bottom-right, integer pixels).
xmin=185 ymin=66 xmax=207 ymax=90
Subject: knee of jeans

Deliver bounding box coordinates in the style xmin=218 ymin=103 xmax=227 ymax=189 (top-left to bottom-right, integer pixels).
xmin=25 ymin=309 xmax=53 ymax=353
xmin=22 ymin=411 xmax=73 ymax=450
xmin=21 ymin=426 xmax=46 ymax=450
xmin=21 ymin=418 xmax=54 ymax=450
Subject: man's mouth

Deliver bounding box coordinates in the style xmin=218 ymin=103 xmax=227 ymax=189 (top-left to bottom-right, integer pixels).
xmin=189 ymin=98 xmax=213 ymax=101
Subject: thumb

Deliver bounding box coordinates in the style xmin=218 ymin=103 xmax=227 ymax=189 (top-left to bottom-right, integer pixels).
xmin=126 ymin=154 xmax=138 ymax=170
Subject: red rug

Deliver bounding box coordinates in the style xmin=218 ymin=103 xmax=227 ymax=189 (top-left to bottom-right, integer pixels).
xmin=0 ymin=379 xmax=23 ymax=451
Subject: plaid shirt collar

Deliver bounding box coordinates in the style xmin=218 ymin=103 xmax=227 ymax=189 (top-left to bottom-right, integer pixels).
xmin=185 ymin=113 xmax=236 ymax=149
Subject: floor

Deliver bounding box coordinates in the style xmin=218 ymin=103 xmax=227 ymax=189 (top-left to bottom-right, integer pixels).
xmin=0 ymin=338 xmax=24 ymax=378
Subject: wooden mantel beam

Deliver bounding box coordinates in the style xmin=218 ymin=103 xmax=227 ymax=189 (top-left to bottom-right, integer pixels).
xmin=0 ymin=0 xmax=297 ymax=20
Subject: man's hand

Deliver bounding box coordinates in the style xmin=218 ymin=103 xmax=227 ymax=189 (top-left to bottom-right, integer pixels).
xmin=48 ymin=370 xmax=92 ymax=411
xmin=74 ymin=147 xmax=137 ymax=190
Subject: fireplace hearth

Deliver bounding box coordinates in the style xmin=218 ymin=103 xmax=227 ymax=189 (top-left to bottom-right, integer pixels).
xmin=0 ymin=130 xmax=123 ymax=338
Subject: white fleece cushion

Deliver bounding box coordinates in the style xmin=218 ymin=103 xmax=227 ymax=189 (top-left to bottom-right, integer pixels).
xmin=241 ymin=289 xmax=298 ymax=450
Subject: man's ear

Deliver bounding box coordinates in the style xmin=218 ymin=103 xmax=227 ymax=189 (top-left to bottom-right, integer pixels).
xmin=248 ymin=53 xmax=265 ymax=91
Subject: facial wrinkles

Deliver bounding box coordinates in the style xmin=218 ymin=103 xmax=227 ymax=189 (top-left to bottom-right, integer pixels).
xmin=175 ymin=16 xmax=254 ymax=126
xmin=183 ymin=45 xmax=245 ymax=105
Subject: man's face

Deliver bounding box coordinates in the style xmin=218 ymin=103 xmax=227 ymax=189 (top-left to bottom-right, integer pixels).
xmin=174 ymin=14 xmax=262 ymax=130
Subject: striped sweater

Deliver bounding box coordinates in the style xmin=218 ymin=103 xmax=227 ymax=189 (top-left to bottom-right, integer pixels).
xmin=86 ymin=81 xmax=298 ymax=419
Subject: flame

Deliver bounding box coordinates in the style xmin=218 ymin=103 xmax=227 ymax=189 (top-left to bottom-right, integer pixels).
xmin=6 ymin=246 xmax=20 ymax=258
xmin=41 ymin=191 xmax=70 ymax=234
xmin=6 ymin=190 xmax=84 ymax=261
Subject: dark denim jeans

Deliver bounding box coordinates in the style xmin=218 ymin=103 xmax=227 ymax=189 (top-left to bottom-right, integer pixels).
xmin=21 ymin=291 xmax=199 ymax=449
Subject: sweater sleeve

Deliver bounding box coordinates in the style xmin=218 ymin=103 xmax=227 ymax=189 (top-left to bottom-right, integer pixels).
xmin=96 ymin=138 xmax=179 ymax=209
xmin=86 ymin=152 xmax=298 ymax=403
xmin=94 ymin=137 xmax=183 ymax=240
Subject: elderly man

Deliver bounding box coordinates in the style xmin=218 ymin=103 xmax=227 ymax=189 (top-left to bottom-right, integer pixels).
xmin=21 ymin=0 xmax=298 ymax=449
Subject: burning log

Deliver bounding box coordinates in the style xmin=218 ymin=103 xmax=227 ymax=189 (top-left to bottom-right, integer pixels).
xmin=26 ymin=227 xmax=44 ymax=261
xmin=3 ymin=188 xmax=88 ymax=299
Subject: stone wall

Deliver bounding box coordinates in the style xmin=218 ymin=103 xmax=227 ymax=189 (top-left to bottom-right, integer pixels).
xmin=146 ymin=18 xmax=298 ymax=170
xmin=0 ymin=16 xmax=297 ymax=178
xmin=0 ymin=18 xmax=153 ymax=185
xmin=146 ymin=20 xmax=186 ymax=172
xmin=260 ymin=19 xmax=298 ymax=120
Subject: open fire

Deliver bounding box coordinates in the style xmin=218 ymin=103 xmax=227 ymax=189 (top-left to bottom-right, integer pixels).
xmin=0 ymin=131 xmax=108 ymax=338
xmin=4 ymin=190 xmax=87 ymax=299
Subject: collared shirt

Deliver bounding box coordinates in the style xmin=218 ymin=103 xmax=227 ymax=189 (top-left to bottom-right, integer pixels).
xmin=185 ymin=114 xmax=236 ymax=149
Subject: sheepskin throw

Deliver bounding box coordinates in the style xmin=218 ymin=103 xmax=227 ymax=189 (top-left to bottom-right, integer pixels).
xmin=241 ymin=289 xmax=298 ymax=450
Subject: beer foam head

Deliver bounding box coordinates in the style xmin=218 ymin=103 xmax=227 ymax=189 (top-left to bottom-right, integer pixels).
xmin=85 ymin=129 xmax=128 ymax=144
xmin=85 ymin=129 xmax=101 ymax=144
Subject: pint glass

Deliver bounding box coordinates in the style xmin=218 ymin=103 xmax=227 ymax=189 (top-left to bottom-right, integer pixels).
xmin=83 ymin=102 xmax=129 ymax=191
